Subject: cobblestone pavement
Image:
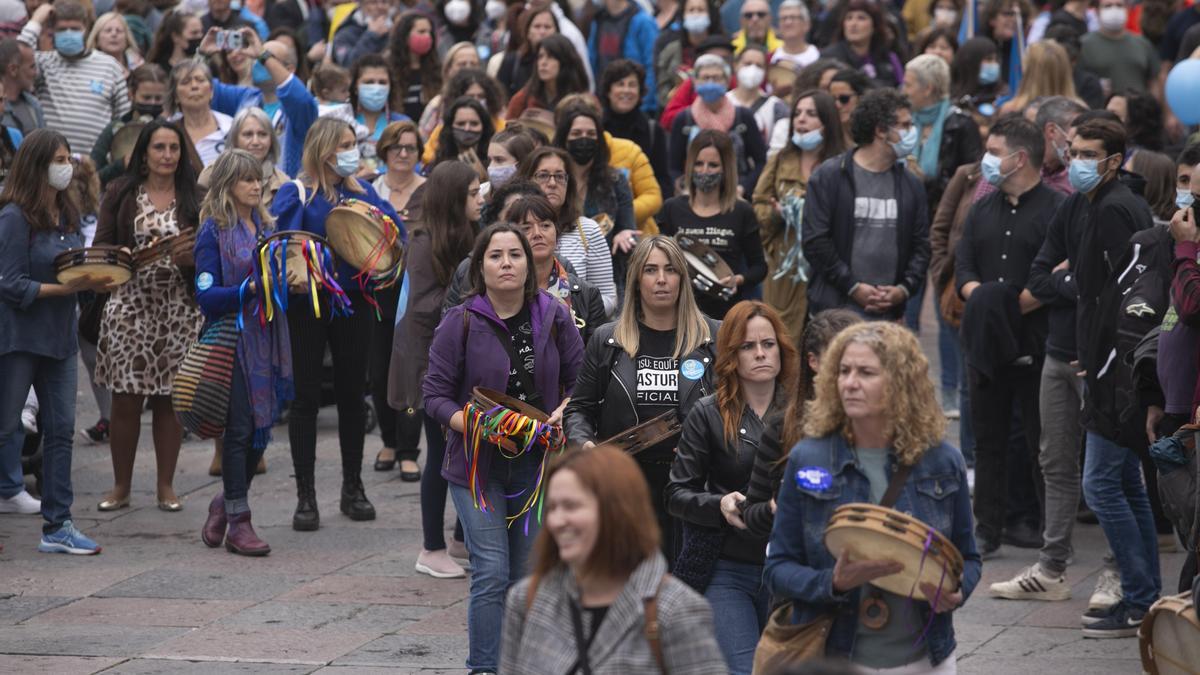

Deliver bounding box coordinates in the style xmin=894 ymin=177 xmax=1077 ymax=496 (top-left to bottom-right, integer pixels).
xmin=0 ymin=297 xmax=1188 ymax=674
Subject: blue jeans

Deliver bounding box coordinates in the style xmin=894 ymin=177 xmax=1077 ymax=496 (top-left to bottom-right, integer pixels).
xmin=1082 ymin=431 xmax=1161 ymax=610
xmin=0 ymin=351 xmax=77 ymax=531
xmin=221 ymin=364 xmax=265 ymax=515
xmin=448 ymin=450 xmax=542 ymax=673
xmin=705 ymin=559 xmax=769 ymax=675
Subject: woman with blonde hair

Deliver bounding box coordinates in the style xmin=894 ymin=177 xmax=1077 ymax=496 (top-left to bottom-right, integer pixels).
xmin=501 ymin=446 xmax=726 ymax=674
xmin=88 ymin=12 xmax=144 ymax=74
xmin=165 ymin=59 xmax=230 ymax=168
xmin=998 ymin=40 xmax=1080 ymax=115
xmin=198 ymin=107 xmax=288 ymax=203
xmin=765 ymin=321 xmax=982 ymax=673
xmin=565 ymin=235 xmax=719 ymax=564
xmin=667 ymin=300 xmax=799 ymax=674
xmin=271 ymin=116 xmax=404 ymax=533
xmin=195 ymin=149 xmax=292 ymax=556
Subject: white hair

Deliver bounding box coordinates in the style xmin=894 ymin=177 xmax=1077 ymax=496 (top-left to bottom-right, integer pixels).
xmin=906 ymin=53 xmax=950 ymax=99
xmin=694 ymin=53 xmax=732 ymax=79
xmin=779 ymin=0 xmax=810 ymax=22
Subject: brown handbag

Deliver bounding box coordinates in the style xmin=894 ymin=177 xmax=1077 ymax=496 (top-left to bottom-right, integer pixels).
xmin=939 ymin=277 xmax=965 ymax=329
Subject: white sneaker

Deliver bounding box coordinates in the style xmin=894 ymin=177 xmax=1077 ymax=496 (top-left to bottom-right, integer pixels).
xmin=1088 ymin=568 xmax=1122 ymax=611
xmin=989 ymin=563 xmax=1071 ymax=601
xmin=0 ymin=490 xmax=42 ymax=515
xmin=20 ymin=406 xmax=37 ymax=434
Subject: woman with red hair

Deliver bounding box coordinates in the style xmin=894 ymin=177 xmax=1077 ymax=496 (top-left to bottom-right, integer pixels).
xmin=665 ymin=300 xmax=799 ymax=675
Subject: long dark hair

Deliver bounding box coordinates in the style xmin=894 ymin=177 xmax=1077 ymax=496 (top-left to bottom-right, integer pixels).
xmin=121 ymin=120 xmax=200 ymax=228
xmin=0 ymin=129 xmax=80 ymax=231
xmin=951 ymin=36 xmax=999 ymax=99
xmin=779 ymin=308 xmax=862 ymax=452
xmin=514 ymin=6 xmax=558 ymax=58
xmin=422 ymin=160 xmax=480 ymax=285
xmin=518 ymin=146 xmax=580 ymax=237
xmin=442 ymin=67 xmax=508 ymax=119
xmin=349 ymin=53 xmax=397 ymax=114
xmin=467 ymin=222 xmax=539 ymax=301
xmin=787 ymin=89 xmax=847 ymax=162
xmin=434 ymin=96 xmax=496 ymax=167
xmin=146 ymin=9 xmax=192 ymax=70
xmin=831 ymin=0 xmax=895 ymax=59
xmin=388 ymin=12 xmax=441 ymax=108
xmin=524 ymin=34 xmax=588 ymax=109
xmin=553 ymin=103 xmax=618 ymax=208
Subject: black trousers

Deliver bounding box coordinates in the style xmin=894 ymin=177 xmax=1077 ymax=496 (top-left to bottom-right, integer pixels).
xmin=969 ymin=361 xmax=1045 ymax=541
xmin=286 ymin=291 xmax=372 ymax=480
xmin=367 ymin=285 xmax=424 ymax=461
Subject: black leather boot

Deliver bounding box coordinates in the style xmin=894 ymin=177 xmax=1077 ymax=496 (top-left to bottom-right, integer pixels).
xmin=292 ymin=474 xmax=320 ymax=531
xmin=340 ymin=476 xmax=376 ymax=521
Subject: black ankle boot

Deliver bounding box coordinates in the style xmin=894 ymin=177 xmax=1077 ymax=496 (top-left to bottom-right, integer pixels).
xmin=293 ymin=474 xmax=320 ymax=531
xmin=340 ymin=476 xmax=376 ymax=521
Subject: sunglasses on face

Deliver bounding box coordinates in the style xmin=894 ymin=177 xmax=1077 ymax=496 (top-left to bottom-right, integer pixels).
xmin=835 ymin=94 xmax=856 ymax=105
xmin=742 ymin=11 xmax=768 ymax=18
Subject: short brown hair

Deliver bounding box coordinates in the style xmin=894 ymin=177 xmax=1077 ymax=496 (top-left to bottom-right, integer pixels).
xmin=1074 ymin=118 xmax=1126 ymax=161
xmin=529 ymin=447 xmax=660 ymax=588
xmin=376 ymin=119 xmax=423 ymax=165
xmin=467 ymin=222 xmax=539 ymax=301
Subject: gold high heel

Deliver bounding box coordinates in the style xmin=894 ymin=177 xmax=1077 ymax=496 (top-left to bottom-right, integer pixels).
xmin=97 ymin=496 xmax=130 ymax=511
xmin=157 ymin=497 xmax=183 ymax=512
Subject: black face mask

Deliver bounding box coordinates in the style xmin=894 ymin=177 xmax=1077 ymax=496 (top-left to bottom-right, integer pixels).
xmin=565 ymin=137 xmax=599 ymax=165
xmin=134 ymin=103 xmax=163 ymax=119
xmin=452 ymin=127 xmax=482 ymax=148
xmin=185 ymin=37 xmax=202 ymax=57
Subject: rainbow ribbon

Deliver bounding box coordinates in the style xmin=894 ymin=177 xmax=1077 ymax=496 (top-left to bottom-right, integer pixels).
xmin=339 ymin=198 xmax=404 ymax=319
xmin=259 ymin=235 xmax=353 ymax=320
xmin=461 ymin=400 xmax=565 ymax=534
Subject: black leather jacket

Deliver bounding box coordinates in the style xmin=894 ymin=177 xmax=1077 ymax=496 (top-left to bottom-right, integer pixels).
xmin=441 ymin=256 xmax=607 ymax=347
xmin=666 ymin=394 xmax=773 ymax=565
xmin=563 ymin=317 xmax=720 ymax=452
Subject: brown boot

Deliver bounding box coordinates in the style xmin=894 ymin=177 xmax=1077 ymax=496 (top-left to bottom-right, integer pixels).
xmin=208 ymin=449 xmax=222 ymax=477
xmin=225 ymin=511 xmax=270 ymax=556
xmin=201 ymin=493 xmax=226 ymax=548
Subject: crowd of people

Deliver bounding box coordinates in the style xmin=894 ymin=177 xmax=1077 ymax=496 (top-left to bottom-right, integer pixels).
xmin=1 ymin=0 xmax=1199 ymax=673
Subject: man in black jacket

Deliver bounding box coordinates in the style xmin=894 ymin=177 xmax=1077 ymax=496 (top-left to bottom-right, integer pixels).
xmin=956 ymin=115 xmax=1065 ymax=559
xmin=1064 ymin=118 xmax=1161 ymax=638
xmin=801 ymin=88 xmax=930 ymax=321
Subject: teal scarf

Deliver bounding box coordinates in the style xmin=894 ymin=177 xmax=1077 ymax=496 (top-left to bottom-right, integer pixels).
xmin=914 ymin=98 xmax=950 ymax=179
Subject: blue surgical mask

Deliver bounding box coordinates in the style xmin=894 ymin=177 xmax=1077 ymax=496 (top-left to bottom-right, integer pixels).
xmin=696 ymin=81 xmax=726 ymax=104
xmin=251 ymin=61 xmax=272 ymax=85
xmin=54 ymin=30 xmax=85 ymax=57
xmin=358 ymin=83 xmax=390 ymax=112
xmin=980 ymin=151 xmax=1017 ymax=186
xmin=979 ymin=61 xmax=1000 ymax=85
xmin=682 ymin=13 xmax=711 ymax=34
xmin=1068 ymin=155 xmax=1112 ymax=193
xmin=231 ymin=0 xmax=243 ymax=10
xmin=890 ymin=125 xmax=919 ymax=160
xmin=333 ymin=147 xmax=361 ymax=177
xmin=1177 ymin=187 xmax=1194 ymax=210
xmin=792 ymin=129 xmax=823 ymax=151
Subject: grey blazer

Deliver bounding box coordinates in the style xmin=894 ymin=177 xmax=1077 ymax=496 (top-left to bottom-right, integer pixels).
xmin=500 ymin=553 xmax=728 ymax=674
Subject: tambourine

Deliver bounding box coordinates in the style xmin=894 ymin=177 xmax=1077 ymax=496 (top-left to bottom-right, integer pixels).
xmin=110 ymin=120 xmax=147 ymax=166
xmin=326 ymin=198 xmax=404 ymax=290
xmin=463 ymin=386 xmax=565 ymax=532
xmin=256 ymin=230 xmax=351 ymax=320
xmin=131 ymin=229 xmax=195 ymax=269
xmin=596 ymin=410 xmax=682 ymax=455
xmin=1139 ymin=591 xmax=1200 ymax=675
xmin=767 ymin=61 xmax=800 ymax=95
xmin=823 ymin=503 xmax=964 ymax=602
xmin=676 ymin=234 xmax=735 ymax=301
xmin=54 ymin=245 xmax=133 ymax=286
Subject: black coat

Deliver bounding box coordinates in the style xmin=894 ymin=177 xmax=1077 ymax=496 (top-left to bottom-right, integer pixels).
xmin=925 ymin=108 xmax=983 ymax=210
xmin=563 ymin=317 xmax=720 ymax=448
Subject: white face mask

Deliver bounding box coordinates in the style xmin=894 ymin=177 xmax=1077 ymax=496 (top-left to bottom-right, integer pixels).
xmin=1098 ymin=5 xmax=1128 ymax=31
xmin=933 ymin=7 xmax=957 ymax=27
xmin=485 ymin=0 xmax=507 ymax=20
xmin=444 ymin=0 xmax=471 ymax=25
xmin=737 ymin=64 xmax=765 ymax=90
xmin=48 ymin=162 xmax=73 ymax=190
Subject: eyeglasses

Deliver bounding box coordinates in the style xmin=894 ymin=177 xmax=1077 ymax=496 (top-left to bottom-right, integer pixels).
xmin=834 ymin=94 xmax=856 ymax=105
xmin=742 ymin=11 xmax=768 ymax=18
xmin=779 ymin=14 xmax=805 ymax=22
xmin=534 ymin=171 xmax=568 ymax=185
xmin=389 ymin=144 xmax=418 ymax=156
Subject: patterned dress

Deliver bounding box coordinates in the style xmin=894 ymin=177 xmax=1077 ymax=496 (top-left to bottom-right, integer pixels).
xmin=95 ymin=188 xmax=203 ymax=396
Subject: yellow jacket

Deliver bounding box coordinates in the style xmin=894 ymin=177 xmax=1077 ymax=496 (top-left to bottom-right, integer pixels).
xmin=605 ymin=132 xmax=661 ymax=234
xmin=422 ymin=118 xmax=509 ymax=165
xmin=733 ymin=29 xmax=781 ymax=55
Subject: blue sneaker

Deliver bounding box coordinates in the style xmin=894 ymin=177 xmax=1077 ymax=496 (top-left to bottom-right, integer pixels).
xmin=1081 ymin=601 xmax=1144 ymax=638
xmin=38 ymin=520 xmax=101 ymax=555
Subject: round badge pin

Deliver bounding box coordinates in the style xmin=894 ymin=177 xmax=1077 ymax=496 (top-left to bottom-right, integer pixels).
xmin=196 ymin=272 xmax=214 ymax=292
xmin=680 ymin=358 xmax=704 ymax=380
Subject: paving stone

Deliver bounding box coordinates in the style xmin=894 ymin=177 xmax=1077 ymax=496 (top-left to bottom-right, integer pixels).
xmin=218 ymin=601 xmax=431 ymax=631
xmin=970 ymin=625 xmax=1140 ymax=659
xmin=313 ymin=668 xmax=467 ymax=674
xmin=0 ymin=623 xmax=189 ymax=657
xmin=958 ymin=653 xmax=1143 ymax=675
xmin=331 ymin=634 xmax=469 ymax=669
xmin=27 ymin=597 xmax=254 ymax=628
xmin=397 ymin=604 xmax=468 ymax=636
xmin=163 ymin=548 xmax=369 ymax=577
xmin=0 ymin=595 xmax=74 ymax=625
xmin=94 ymin=569 xmax=311 ymax=602
xmin=279 ymin=575 xmax=467 ymax=608
xmin=334 ymin=546 xmax=430 ymax=578
xmin=0 ymin=559 xmax=158 ymax=597
xmin=100 ymin=657 xmax=318 ymax=674
xmin=0 ymin=654 xmax=122 ymax=674
xmin=144 ymin=625 xmax=379 ymax=664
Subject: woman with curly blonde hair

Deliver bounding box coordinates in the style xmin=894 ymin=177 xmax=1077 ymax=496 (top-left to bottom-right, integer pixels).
xmin=764 ymin=321 xmax=981 ymax=672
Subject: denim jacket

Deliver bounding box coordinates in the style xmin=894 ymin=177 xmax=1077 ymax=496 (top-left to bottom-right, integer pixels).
xmin=763 ymin=434 xmax=981 ymax=666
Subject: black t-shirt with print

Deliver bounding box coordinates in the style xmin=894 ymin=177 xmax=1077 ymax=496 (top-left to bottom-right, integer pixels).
xmin=635 ymin=323 xmax=680 ymax=461
xmin=503 ymin=305 xmax=537 ymax=405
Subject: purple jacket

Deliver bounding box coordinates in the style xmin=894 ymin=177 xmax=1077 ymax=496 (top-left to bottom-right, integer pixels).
xmin=423 ymin=290 xmax=584 ymax=488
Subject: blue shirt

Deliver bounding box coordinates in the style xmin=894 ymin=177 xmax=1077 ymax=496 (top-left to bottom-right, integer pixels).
xmin=269 ymin=177 xmax=405 ymax=291
xmin=0 ymin=203 xmax=84 ymax=359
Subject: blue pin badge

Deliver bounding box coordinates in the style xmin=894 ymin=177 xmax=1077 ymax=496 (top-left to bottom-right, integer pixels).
xmin=196 ymin=272 xmax=214 ymax=292
xmin=795 ymin=466 xmax=833 ymax=492
xmin=680 ymin=359 xmax=704 ymax=381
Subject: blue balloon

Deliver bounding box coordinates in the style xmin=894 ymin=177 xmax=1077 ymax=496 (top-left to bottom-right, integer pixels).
xmin=1166 ymin=59 xmax=1200 ymax=125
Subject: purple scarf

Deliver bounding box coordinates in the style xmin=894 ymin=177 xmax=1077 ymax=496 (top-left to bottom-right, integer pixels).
xmin=217 ymin=215 xmax=294 ymax=449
